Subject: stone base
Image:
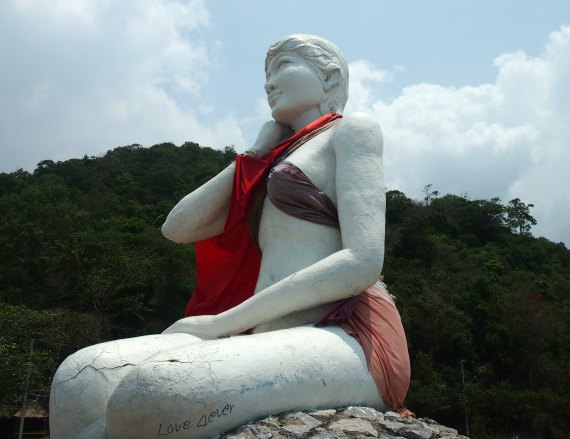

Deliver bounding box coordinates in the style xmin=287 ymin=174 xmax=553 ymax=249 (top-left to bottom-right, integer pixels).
xmin=221 ymin=406 xmax=468 ymax=439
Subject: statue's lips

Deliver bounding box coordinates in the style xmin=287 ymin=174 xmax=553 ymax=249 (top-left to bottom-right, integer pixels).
xmin=268 ymin=91 xmax=282 ymax=106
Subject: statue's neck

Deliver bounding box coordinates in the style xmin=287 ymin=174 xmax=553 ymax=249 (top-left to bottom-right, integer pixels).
xmin=291 ymin=107 xmax=324 ymax=133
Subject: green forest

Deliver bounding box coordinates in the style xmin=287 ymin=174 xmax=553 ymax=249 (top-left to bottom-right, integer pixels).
xmin=0 ymin=142 xmax=568 ymax=438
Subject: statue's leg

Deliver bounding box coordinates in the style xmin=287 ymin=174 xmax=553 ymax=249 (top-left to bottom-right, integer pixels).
xmin=49 ymin=333 xmax=202 ymax=439
xmin=106 ymin=325 xmax=387 ymax=439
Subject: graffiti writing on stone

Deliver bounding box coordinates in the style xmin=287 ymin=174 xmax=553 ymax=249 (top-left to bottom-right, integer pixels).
xmin=157 ymin=403 xmax=235 ymax=436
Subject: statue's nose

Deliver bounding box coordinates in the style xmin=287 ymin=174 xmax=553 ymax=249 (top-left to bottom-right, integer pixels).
xmin=265 ymin=81 xmax=276 ymax=94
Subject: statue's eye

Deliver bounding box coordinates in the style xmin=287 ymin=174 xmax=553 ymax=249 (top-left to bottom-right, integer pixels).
xmin=277 ymin=59 xmax=291 ymax=69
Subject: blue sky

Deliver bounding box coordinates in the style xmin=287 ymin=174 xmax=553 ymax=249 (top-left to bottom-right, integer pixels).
xmin=1 ymin=0 xmax=569 ymax=245
xmin=203 ymin=1 xmax=567 ymax=107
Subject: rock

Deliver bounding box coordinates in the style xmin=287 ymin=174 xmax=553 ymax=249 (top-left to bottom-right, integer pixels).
xmin=309 ymin=427 xmax=348 ymax=439
xmin=285 ymin=412 xmax=323 ymax=427
xmin=329 ymin=418 xmax=378 ymax=437
xmin=398 ymin=424 xmax=434 ymax=439
xmin=384 ymin=411 xmax=405 ymax=422
xmin=378 ymin=419 xmax=407 ymax=435
xmin=224 ymin=426 xmax=257 ymax=439
xmin=282 ymin=411 xmax=323 ymax=437
xmin=308 ymin=409 xmax=338 ymax=418
xmin=249 ymin=424 xmax=275 ymax=439
xmin=413 ymin=419 xmax=459 ymax=439
xmin=259 ymin=416 xmax=281 ymax=429
xmin=221 ymin=406 xmax=467 ymax=439
xmin=283 ymin=424 xmax=316 ymax=437
xmin=434 ymin=426 xmax=459 ymax=437
xmin=343 ymin=406 xmax=379 ymax=421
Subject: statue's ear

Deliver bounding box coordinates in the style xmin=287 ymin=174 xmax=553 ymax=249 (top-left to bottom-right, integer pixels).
xmin=323 ymin=68 xmax=341 ymax=92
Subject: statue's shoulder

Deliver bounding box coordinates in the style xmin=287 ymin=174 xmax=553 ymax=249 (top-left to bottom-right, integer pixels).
xmin=331 ymin=112 xmax=383 ymax=151
xmin=338 ymin=112 xmax=380 ymax=128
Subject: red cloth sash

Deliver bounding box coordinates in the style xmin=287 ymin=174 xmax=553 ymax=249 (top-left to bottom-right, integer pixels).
xmin=184 ymin=113 xmax=342 ymax=317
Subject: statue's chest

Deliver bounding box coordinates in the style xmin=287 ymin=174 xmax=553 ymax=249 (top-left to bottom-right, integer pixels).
xmin=284 ymin=134 xmax=336 ymax=203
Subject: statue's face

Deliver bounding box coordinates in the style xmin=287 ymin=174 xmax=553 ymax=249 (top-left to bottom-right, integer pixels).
xmin=265 ymin=51 xmax=326 ymax=124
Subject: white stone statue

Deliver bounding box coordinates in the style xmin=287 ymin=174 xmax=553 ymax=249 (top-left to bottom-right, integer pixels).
xmin=50 ymin=34 xmax=411 ymax=439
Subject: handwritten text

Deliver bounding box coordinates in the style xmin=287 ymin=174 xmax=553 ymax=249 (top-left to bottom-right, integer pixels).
xmin=157 ymin=403 xmax=235 ymax=436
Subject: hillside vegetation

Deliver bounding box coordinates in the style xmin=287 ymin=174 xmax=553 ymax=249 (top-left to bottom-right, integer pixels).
xmin=0 ymin=143 xmax=568 ymax=438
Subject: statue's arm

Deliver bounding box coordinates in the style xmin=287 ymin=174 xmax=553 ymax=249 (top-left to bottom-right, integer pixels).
xmin=164 ymin=113 xmax=386 ymax=336
xmin=161 ymin=164 xmax=234 ymax=243
xmin=162 ymin=121 xmax=293 ymax=244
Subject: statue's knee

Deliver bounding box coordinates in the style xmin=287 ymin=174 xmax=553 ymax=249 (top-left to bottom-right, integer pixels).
xmin=51 ymin=342 xmax=129 ymax=415
xmin=54 ymin=346 xmax=94 ymax=383
xmin=53 ymin=344 xmax=111 ymax=392
xmin=106 ymin=363 xmax=170 ymax=438
xmin=52 ymin=348 xmax=95 ymax=403
xmin=50 ymin=345 xmax=117 ymax=438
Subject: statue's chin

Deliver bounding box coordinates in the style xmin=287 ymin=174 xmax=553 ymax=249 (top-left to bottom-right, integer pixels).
xmin=270 ymin=105 xmax=323 ymax=128
xmin=270 ymin=108 xmax=295 ymax=126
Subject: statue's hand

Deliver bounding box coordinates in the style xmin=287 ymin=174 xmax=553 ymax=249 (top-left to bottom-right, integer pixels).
xmin=251 ymin=121 xmax=294 ymax=157
xmin=162 ymin=315 xmax=224 ymax=339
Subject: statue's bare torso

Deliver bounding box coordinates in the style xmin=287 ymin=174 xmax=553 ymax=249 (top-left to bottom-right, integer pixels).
xmin=255 ymin=128 xmax=338 ymax=331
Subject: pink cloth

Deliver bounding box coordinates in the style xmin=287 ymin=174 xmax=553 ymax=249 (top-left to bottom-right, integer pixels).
xmin=318 ymin=284 xmax=412 ymax=415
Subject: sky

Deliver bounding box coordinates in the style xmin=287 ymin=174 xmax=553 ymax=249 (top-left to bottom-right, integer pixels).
xmin=1 ymin=0 xmax=569 ymax=246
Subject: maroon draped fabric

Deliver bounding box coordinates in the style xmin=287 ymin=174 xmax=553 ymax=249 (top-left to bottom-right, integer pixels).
xmin=267 ymin=161 xmax=340 ymax=228
xmin=184 ymin=113 xmax=342 ymax=317
xmin=317 ymin=285 xmax=413 ymax=416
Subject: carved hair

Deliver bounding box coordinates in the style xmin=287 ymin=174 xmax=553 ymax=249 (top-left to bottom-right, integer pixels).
xmin=266 ymin=34 xmax=349 ymax=115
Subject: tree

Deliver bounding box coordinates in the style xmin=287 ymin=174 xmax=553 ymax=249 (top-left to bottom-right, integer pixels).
xmin=386 ymin=190 xmax=414 ymax=224
xmin=423 ymin=184 xmax=440 ymax=206
xmin=506 ymin=198 xmax=537 ymax=235
xmin=0 ymin=304 xmax=100 ymax=409
xmin=2 ymin=140 xmax=569 ymax=437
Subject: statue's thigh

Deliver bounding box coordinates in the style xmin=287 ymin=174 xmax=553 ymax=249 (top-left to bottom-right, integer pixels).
xmin=106 ymin=326 xmax=384 ymax=439
xmin=50 ymin=333 xmax=201 ymax=439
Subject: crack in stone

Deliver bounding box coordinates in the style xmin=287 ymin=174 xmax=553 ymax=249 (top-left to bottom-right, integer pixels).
xmin=55 ymin=362 xmax=135 ymax=385
xmin=153 ymin=359 xmax=195 ymax=364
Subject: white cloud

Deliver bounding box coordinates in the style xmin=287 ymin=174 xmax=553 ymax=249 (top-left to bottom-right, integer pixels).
xmin=345 ymin=61 xmax=401 ymax=113
xmin=0 ymin=0 xmax=242 ymax=171
xmin=347 ymin=26 xmax=570 ymax=245
xmin=1 ymin=1 xmax=568 ymax=246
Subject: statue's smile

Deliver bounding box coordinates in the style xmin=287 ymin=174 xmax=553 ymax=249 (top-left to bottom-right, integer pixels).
xmin=268 ymin=90 xmax=282 ymax=106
